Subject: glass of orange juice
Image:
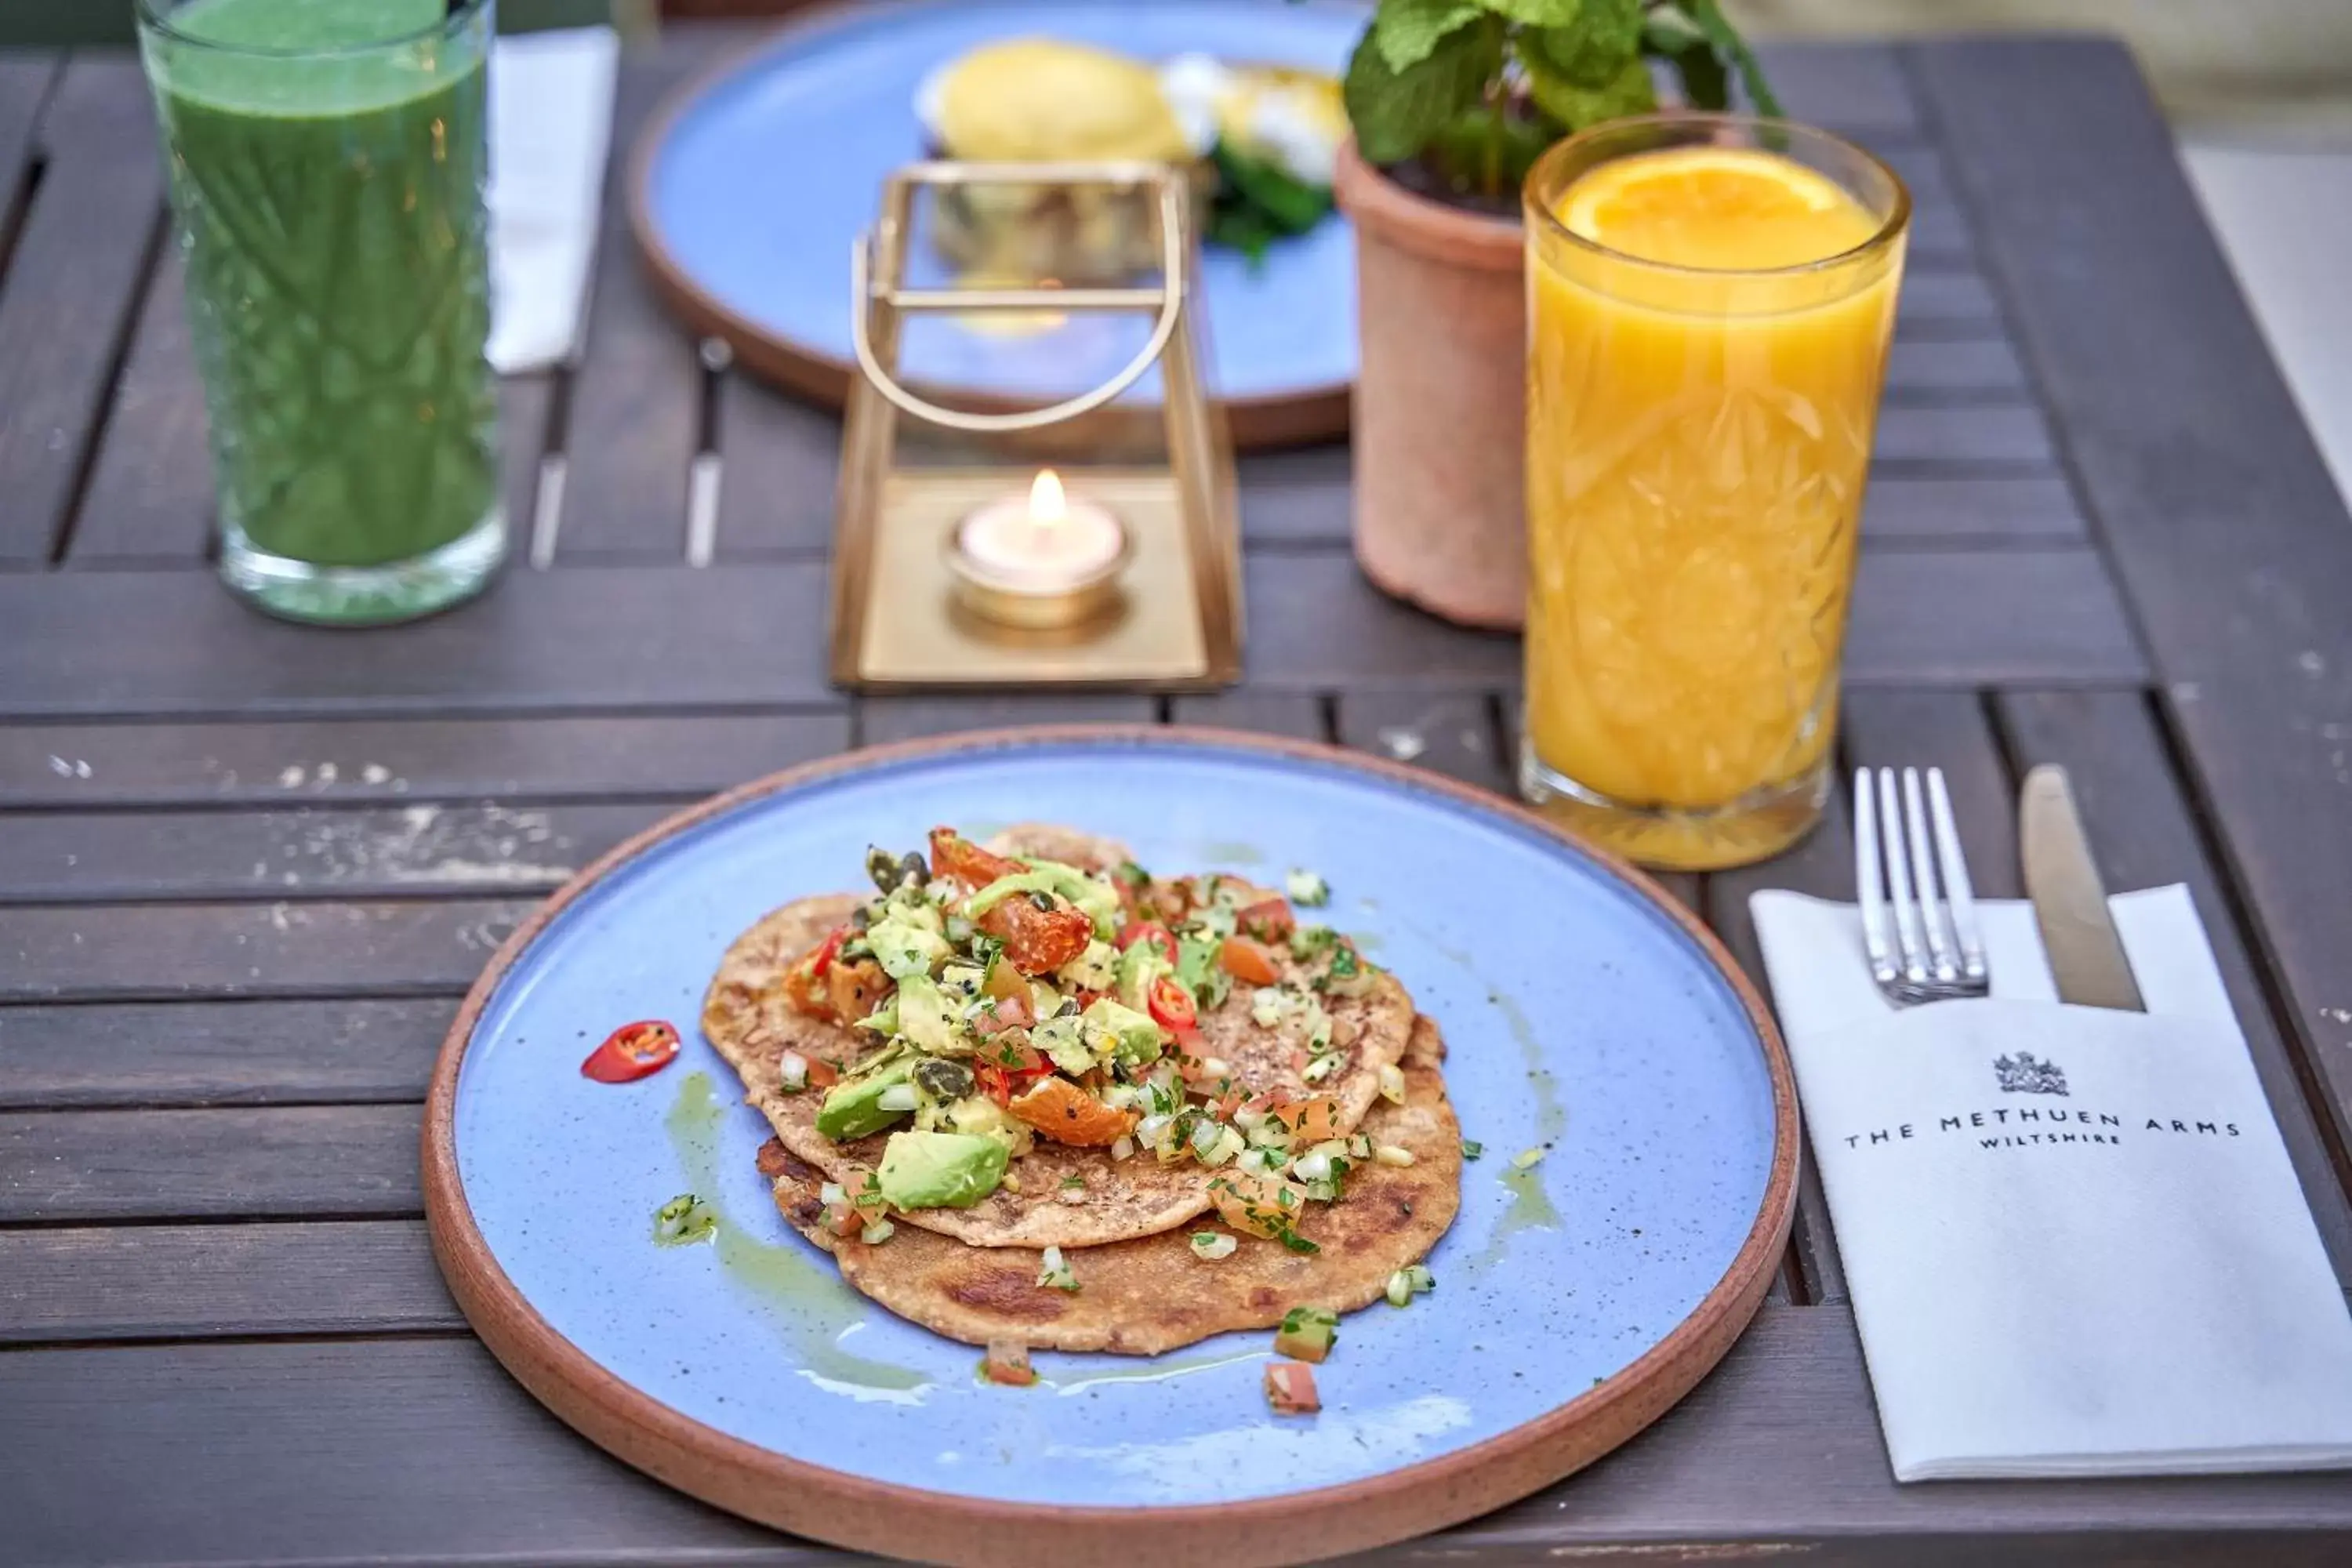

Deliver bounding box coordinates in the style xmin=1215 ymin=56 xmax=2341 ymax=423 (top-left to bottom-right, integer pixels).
xmin=1521 ymin=114 xmax=1908 ymax=870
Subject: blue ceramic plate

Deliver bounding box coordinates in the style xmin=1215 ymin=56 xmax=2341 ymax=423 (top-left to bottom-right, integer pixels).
xmin=427 ymin=731 xmax=1795 ymax=1563
xmin=631 ymin=0 xmax=1368 ymax=443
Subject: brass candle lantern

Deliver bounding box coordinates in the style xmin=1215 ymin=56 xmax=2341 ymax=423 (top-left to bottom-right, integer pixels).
xmin=829 ymin=162 xmax=1243 ymax=690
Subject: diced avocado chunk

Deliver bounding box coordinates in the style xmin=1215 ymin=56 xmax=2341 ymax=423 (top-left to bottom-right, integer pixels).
xmin=1175 ymin=931 xmax=1232 ymax=1011
xmin=1273 ymin=1305 xmax=1338 ymax=1363
xmin=893 ymin=975 xmax=960 ymax=1054
xmin=815 ymin=1057 xmax=916 ymax=1141
xmin=1030 ymin=1013 xmax=1096 ymax=1077
xmin=877 ymin=1130 xmax=1008 ymax=1210
xmin=1083 ymin=997 xmax=1163 ymax=1067
xmin=1113 ymin=940 xmax=1172 ymax=1011
xmin=866 ymin=914 xmax=949 ymax=980
xmin=964 ymin=862 xmax=1121 ymax=938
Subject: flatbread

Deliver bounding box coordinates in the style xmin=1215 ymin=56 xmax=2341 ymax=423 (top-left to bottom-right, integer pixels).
xmin=763 ymin=1017 xmax=1460 ymax=1355
xmin=699 ymin=832 xmax=1413 ymax=1249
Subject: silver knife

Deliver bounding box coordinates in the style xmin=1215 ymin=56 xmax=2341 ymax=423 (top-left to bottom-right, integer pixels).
xmin=2020 ymin=764 xmax=2145 ymax=1011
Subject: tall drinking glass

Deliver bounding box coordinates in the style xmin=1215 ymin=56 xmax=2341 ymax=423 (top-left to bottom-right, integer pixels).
xmin=137 ymin=0 xmax=503 ymax=625
xmin=1521 ymin=114 xmax=1907 ymax=870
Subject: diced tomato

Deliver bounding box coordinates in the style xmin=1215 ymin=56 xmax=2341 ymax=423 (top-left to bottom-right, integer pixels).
xmin=1237 ymin=898 xmax=1296 ymax=941
xmin=1218 ymin=935 xmax=1282 ymax=985
xmin=1070 ymin=989 xmax=1104 ymax=1011
xmin=1265 ymin=1361 xmax=1320 ymax=1414
xmin=979 ymin=896 xmax=1092 ymax=975
xmin=581 ymin=1020 xmax=681 ymax=1083
xmin=1117 ymin=920 xmax=1178 ymax=963
xmin=1008 ymin=1077 xmax=1138 ymax=1147
xmin=973 ymin=991 xmax=1035 ymax=1036
xmin=975 ymin=1040 xmax=1051 ymax=1105
xmin=823 ymin=1201 xmax=863 ymax=1238
xmin=1147 ymin=975 xmax=1198 ymax=1033
xmin=981 ymin=1342 xmax=1037 ymax=1387
xmin=1283 ymin=1097 xmax=1342 ymax=1145
xmin=930 ymin=827 xmax=1022 ymax=888
xmin=1210 ymin=1171 xmax=1305 ymax=1239
xmin=804 ymin=1056 xmax=840 ymax=1089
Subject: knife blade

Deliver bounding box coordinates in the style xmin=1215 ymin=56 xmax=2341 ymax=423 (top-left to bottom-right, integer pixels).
xmin=2020 ymin=764 xmax=2145 ymax=1011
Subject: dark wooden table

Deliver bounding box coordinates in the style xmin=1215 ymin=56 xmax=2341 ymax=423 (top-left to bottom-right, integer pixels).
xmin=5 ymin=25 xmax=2352 ymax=1566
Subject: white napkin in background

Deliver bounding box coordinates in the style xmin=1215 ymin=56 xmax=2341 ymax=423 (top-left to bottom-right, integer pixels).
xmin=1751 ymin=887 xmax=2352 ymax=1481
xmin=488 ymin=27 xmax=620 ymax=373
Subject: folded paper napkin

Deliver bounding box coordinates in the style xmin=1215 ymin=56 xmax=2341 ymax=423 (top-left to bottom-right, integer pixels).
xmin=1751 ymin=886 xmax=2352 ymax=1480
xmin=488 ymin=27 xmax=619 ymax=373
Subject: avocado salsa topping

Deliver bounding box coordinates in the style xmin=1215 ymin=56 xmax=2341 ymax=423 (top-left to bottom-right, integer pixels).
xmin=774 ymin=828 xmax=1381 ymax=1239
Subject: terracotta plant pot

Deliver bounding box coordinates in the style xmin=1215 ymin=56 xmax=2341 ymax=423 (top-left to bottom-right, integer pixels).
xmin=1334 ymin=138 xmax=1527 ymax=630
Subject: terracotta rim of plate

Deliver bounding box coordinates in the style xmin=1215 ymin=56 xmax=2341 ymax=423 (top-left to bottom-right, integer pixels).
xmin=624 ymin=2 xmax=1355 ymax=453
xmin=423 ymin=724 xmax=1799 ymax=1568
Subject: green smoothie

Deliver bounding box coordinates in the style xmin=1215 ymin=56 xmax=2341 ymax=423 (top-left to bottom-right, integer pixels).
xmin=142 ymin=0 xmax=498 ymax=593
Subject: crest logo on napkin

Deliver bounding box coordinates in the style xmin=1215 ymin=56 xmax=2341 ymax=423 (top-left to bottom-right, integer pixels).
xmin=1992 ymin=1051 xmax=2068 ymax=1096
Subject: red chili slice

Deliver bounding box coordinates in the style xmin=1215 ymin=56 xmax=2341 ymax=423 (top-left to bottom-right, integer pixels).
xmin=581 ymin=1020 xmax=681 ymax=1083
xmin=1147 ymin=975 xmax=1198 ymax=1033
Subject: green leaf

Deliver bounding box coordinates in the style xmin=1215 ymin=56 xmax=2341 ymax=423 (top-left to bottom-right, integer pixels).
xmin=1370 ymin=0 xmax=1485 ymax=74
xmin=1481 ymin=0 xmax=1584 ymax=24
xmin=1422 ymin=105 xmax=1561 ymax=199
xmin=1520 ymin=47 xmax=1656 ymax=132
xmin=1523 ymin=0 xmax=1642 ymax=87
xmin=1650 ymin=35 xmax=1728 ymax=111
xmin=1344 ymin=13 xmax=1503 ymax=165
xmin=1682 ymin=0 xmax=1782 ymax=116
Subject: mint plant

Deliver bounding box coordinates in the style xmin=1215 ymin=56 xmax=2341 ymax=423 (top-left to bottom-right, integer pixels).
xmin=1343 ymin=0 xmax=1780 ymax=204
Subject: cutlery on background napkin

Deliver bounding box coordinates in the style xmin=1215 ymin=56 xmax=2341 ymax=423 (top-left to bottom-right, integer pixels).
xmin=1751 ymin=854 xmax=2352 ymax=1479
xmin=488 ymin=27 xmax=619 ymax=373
xmin=2020 ymin=764 xmax=2146 ymax=1012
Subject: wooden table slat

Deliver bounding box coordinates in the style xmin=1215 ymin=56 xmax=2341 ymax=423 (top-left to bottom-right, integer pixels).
xmin=0 ymin=800 xmax=670 ymax=903
xmin=856 ymin=693 xmax=1159 ymax=746
xmin=13 ymin=1312 xmax=2352 ymax=1568
xmin=0 ymin=1102 xmax=422 ymax=1221
xmin=0 ymin=998 xmax=452 ymax=1110
xmin=0 ymin=57 xmax=163 ymax=566
xmin=1912 ymin=36 xmax=2352 ymax=1173
xmin=1334 ymin=690 xmax=1512 ymax=797
xmin=0 ymin=898 xmax=532 ymax=1001
xmin=0 ymin=711 xmax=851 ymax=808
xmin=0 ymin=564 xmax=838 ymax=717
xmin=1165 ymin=691 xmax=1325 ymax=739
xmin=0 ymin=1221 xmax=459 ymax=1342
xmin=66 ymin=252 xmax=215 ymax=566
xmin=713 ymin=372 xmax=840 ymax=557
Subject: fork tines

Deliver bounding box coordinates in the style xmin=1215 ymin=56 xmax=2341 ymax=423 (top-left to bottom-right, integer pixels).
xmin=1855 ymin=765 xmax=1991 ymax=1006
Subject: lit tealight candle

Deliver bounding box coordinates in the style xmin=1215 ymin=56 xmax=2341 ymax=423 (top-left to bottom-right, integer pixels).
xmin=947 ymin=469 xmax=1130 ymax=628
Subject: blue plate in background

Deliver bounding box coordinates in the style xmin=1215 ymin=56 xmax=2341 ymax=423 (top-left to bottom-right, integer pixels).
xmin=630 ymin=0 xmax=1369 ymax=447
xmin=426 ymin=730 xmax=1796 ymax=1563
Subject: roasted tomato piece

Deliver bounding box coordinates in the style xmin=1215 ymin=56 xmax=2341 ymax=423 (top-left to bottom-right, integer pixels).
xmin=581 ymin=1020 xmax=681 ymax=1083
xmin=781 ymin=927 xmax=854 ymax=1022
xmin=1007 ymin=1077 xmax=1138 ymax=1147
xmin=824 ymin=957 xmax=890 ymax=1024
xmin=975 ymin=1038 xmax=1052 ymax=1105
xmin=1218 ymin=935 xmax=1283 ymax=985
xmin=1282 ymin=1096 xmax=1342 ymax=1145
xmin=981 ymin=1342 xmax=1037 ymax=1387
xmin=929 ymin=827 xmax=1023 ymax=888
xmin=978 ymin=896 xmax=1092 ymax=975
xmin=973 ymin=990 xmax=1035 ymax=1036
xmin=1236 ymin=897 xmax=1296 ymax=942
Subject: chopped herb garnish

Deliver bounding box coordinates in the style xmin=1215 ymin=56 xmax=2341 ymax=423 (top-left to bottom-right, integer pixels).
xmin=652 ymin=1193 xmax=716 ymax=1247
xmin=1512 ymin=1146 xmax=1547 ymax=1171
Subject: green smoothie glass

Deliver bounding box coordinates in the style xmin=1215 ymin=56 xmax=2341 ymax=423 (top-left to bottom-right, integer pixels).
xmin=138 ymin=0 xmax=503 ymax=624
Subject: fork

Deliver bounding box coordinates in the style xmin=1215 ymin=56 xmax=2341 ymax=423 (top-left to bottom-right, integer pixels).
xmin=1854 ymin=766 xmax=1991 ymax=1007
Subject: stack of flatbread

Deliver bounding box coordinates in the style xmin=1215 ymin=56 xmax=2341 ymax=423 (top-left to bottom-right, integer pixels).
xmin=701 ymin=826 xmax=1460 ymax=1356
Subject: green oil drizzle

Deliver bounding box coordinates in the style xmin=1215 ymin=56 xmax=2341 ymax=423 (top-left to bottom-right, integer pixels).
xmin=1045 ymin=1345 xmax=1267 ymax=1395
xmin=1197 ymin=839 xmax=1266 ymax=867
xmin=1415 ymin=937 xmax=1569 ymax=1275
xmin=664 ymin=1071 xmax=930 ymax=1398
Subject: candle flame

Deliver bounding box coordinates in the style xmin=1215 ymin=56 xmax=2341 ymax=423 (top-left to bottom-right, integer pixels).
xmin=1029 ymin=468 xmax=1067 ymax=528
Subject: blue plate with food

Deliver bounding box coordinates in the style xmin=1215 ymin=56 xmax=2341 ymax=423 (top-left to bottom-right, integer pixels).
xmin=630 ymin=0 xmax=1367 ymax=447
xmin=424 ymin=729 xmax=1796 ymax=1566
